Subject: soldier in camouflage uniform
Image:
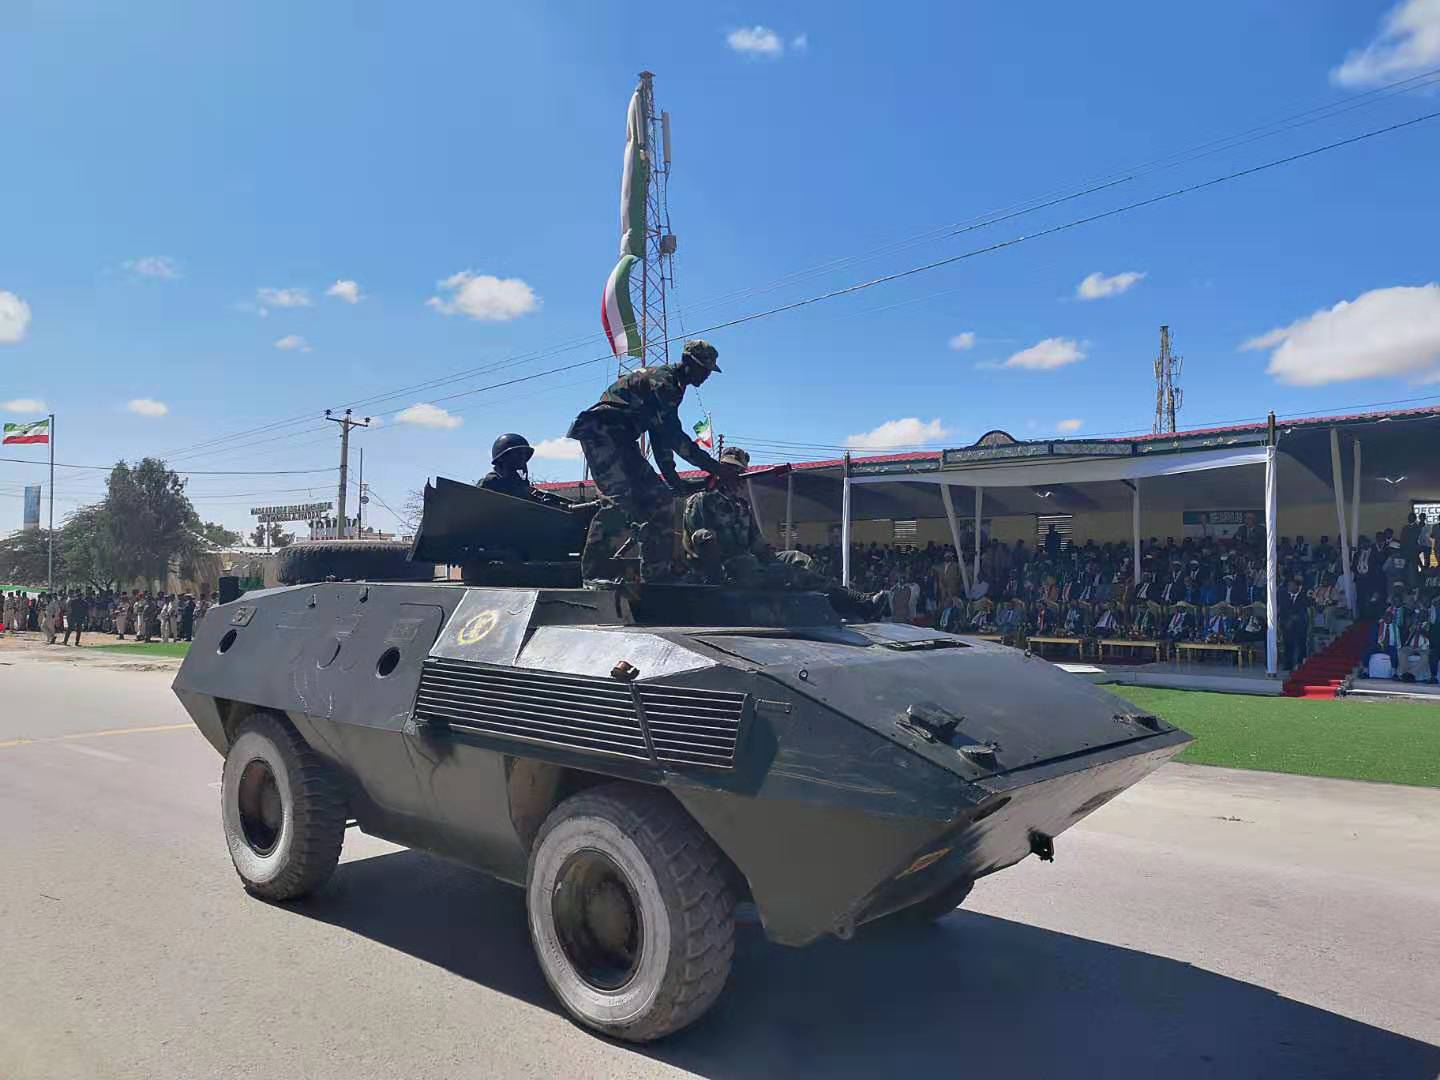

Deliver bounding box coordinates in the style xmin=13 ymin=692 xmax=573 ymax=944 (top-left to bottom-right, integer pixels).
xmin=683 ymin=447 xmax=885 ymax=620
xmin=567 ymin=340 xmax=740 ymax=582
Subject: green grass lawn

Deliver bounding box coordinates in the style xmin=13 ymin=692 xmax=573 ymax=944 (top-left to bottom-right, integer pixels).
xmin=86 ymin=641 xmax=192 ymax=659
xmin=1110 ymin=686 xmax=1440 ymax=788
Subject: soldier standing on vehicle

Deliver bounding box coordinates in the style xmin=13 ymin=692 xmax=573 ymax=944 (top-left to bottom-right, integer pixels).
xmin=479 ymin=434 xmax=574 ymax=510
xmin=567 ymin=340 xmax=740 ymax=583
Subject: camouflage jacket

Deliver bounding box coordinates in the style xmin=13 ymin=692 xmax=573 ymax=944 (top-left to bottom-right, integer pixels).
xmin=683 ymin=487 xmax=768 ymax=561
xmin=568 ymin=365 xmax=720 ymax=477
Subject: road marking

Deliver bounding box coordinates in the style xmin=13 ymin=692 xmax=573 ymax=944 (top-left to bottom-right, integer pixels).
xmin=0 ymin=722 xmax=192 ymax=752
xmin=61 ymin=743 xmax=132 ymax=764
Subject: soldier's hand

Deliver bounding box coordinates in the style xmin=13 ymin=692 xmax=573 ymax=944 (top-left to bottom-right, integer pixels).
xmin=711 ymin=461 xmax=745 ymax=480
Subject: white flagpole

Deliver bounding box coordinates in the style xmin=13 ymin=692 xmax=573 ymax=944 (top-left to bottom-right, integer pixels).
xmin=47 ymin=413 xmax=55 ymax=591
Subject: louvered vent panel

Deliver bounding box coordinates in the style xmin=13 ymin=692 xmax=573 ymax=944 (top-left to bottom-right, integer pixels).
xmin=637 ymin=685 xmax=746 ymax=768
xmin=415 ymin=658 xmax=650 ymax=762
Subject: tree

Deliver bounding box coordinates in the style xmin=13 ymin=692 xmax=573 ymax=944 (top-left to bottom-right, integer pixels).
xmin=200 ymin=521 xmax=242 ymax=548
xmin=103 ymin=458 xmax=202 ymax=588
xmin=60 ymin=505 xmax=118 ymax=590
xmin=249 ymin=523 xmax=295 ymax=549
xmin=0 ymin=528 xmax=60 ymax=586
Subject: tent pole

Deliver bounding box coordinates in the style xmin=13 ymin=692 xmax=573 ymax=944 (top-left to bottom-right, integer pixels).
xmin=1330 ymin=427 xmax=1355 ymax=612
xmin=1350 ymin=439 xmax=1362 ymax=559
xmin=1131 ymin=479 xmax=1142 ymax=585
xmin=841 ymin=452 xmax=852 ymax=587
xmin=939 ymin=483 xmax=971 ymax=595
xmin=1265 ymin=433 xmax=1279 ymax=677
xmin=973 ymin=486 xmax=983 ymax=588
xmin=784 ymin=469 xmax=794 ymax=550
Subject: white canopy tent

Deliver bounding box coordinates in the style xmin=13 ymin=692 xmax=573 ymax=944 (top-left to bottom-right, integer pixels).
xmin=842 ymin=441 xmax=1286 ymax=674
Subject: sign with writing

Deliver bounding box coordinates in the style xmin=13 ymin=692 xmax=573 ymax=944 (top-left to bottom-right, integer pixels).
xmin=251 ymin=501 xmax=332 ymax=522
xmin=1183 ymin=509 xmax=1260 ymax=540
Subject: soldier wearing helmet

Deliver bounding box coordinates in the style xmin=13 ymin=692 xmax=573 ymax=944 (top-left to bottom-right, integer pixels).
xmin=567 ymin=340 xmax=741 ymax=582
xmin=479 ymin=433 xmax=573 ymax=510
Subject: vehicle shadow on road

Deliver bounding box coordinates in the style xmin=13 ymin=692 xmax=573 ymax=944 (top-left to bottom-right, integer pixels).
xmin=298 ymin=850 xmax=1440 ymax=1080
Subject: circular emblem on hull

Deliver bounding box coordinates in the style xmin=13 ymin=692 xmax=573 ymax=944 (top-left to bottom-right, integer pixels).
xmin=457 ymin=609 xmax=500 ymax=645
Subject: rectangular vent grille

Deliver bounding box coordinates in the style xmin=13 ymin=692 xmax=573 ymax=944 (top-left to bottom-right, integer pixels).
xmin=637 ymin=685 xmax=746 ymax=768
xmin=414 ymin=659 xmax=745 ymax=769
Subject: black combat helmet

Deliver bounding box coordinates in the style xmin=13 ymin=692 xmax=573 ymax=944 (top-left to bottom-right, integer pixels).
xmin=491 ymin=433 xmax=535 ymax=468
xmin=681 ymin=339 xmax=721 ymax=373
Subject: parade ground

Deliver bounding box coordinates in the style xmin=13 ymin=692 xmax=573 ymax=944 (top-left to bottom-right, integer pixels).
xmin=1 ymin=641 xmax=1436 ymax=1079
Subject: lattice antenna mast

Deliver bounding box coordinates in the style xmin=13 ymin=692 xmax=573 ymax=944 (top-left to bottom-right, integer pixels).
xmin=631 ymin=70 xmax=677 ymax=373
xmin=1153 ymin=324 xmax=1184 ymax=434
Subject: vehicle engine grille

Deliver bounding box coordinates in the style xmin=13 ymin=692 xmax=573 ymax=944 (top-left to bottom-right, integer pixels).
xmin=413 ymin=658 xmax=745 ymax=768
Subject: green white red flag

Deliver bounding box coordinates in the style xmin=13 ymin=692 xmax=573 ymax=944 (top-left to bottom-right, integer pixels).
xmin=602 ymin=254 xmax=642 ymax=358
xmin=693 ymin=415 xmax=713 ymax=450
xmin=2 ymin=419 xmax=49 ymax=445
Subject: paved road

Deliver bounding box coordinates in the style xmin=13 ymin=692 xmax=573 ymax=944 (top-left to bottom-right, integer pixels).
xmin=2 ymin=647 xmax=1438 ymax=1079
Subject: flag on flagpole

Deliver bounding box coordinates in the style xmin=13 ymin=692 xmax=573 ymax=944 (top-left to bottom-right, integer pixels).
xmin=693 ymin=415 xmax=713 ymax=450
xmin=602 ymin=254 xmax=642 ymax=358
xmin=619 ymin=83 xmax=649 ymax=259
xmin=2 ymin=419 xmax=50 ymax=445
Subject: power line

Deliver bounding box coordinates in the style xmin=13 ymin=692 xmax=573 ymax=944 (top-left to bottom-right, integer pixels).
xmin=151 ymin=68 xmax=1440 ymax=466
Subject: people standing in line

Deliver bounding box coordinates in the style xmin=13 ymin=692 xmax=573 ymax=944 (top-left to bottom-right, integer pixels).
xmin=64 ymin=590 xmax=88 ymax=647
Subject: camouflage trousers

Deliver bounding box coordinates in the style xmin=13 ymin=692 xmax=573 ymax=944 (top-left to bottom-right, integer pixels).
xmin=574 ymin=424 xmax=677 ymax=581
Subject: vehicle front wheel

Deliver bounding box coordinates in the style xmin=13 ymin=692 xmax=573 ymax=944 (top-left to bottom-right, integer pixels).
xmin=527 ymin=784 xmax=736 ymax=1043
xmin=220 ymin=713 xmax=347 ymax=900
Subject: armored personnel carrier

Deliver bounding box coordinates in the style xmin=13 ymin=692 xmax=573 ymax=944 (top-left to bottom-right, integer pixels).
xmin=173 ymin=480 xmax=1190 ymax=1042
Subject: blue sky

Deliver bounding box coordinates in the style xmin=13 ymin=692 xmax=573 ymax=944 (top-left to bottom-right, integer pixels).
xmin=3 ymin=1 xmax=1440 ymax=535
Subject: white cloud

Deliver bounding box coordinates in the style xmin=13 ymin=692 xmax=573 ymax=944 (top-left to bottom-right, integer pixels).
xmin=326 ymin=279 xmax=362 ymax=304
xmin=3 ymin=398 xmax=46 ymax=413
xmin=256 ymin=287 xmax=312 ymax=308
xmin=127 ymin=398 xmax=169 ymax=417
xmin=727 ymin=25 xmax=784 ymax=57
xmin=0 ymin=290 xmax=31 ymax=344
xmin=426 ymin=271 xmax=539 ymax=322
xmin=792 ymin=33 xmax=809 ymax=52
xmin=1076 ymin=270 xmax=1145 ymax=300
xmin=124 ymin=255 xmax=181 ymax=280
xmin=845 ymin=417 xmax=950 ymax=450
xmin=1332 ymin=0 xmax=1440 ymax=87
xmin=274 ymin=334 xmax=312 ymax=352
xmin=1055 ymin=418 xmax=1085 ymax=433
xmin=1003 ymin=337 xmax=1086 ymax=370
xmin=532 ymin=437 xmax=584 ymax=461
xmin=1242 ymin=283 xmax=1440 ymax=386
xmin=948 ymin=331 xmax=976 ymax=351
xmin=396 ymin=402 xmax=463 ymax=429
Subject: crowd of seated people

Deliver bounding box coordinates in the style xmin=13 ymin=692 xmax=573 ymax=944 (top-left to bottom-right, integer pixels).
xmin=796 ymin=513 xmax=1440 ymax=676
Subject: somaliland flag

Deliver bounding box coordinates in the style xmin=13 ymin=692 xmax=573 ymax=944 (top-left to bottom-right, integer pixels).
xmin=602 ymin=254 xmax=642 ymax=358
xmin=693 ymin=415 xmax=713 ymax=450
xmin=2 ymin=419 xmax=49 ymax=445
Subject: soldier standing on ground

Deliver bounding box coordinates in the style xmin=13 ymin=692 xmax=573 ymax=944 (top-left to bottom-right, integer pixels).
xmin=567 ymin=340 xmax=740 ymax=583
xmin=64 ymin=590 xmax=88 ymax=647
xmin=479 ymin=434 xmax=574 ymax=509
xmin=44 ymin=592 xmax=62 ymax=645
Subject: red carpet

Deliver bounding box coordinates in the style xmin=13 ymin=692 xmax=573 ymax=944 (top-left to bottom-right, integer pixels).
xmin=1282 ymin=621 xmax=1373 ymax=699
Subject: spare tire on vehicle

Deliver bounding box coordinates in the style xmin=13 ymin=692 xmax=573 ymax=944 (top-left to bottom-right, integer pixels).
xmin=276 ymin=540 xmax=435 ymax=585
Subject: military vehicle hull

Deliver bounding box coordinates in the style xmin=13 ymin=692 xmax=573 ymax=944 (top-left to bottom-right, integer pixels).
xmin=174 ymin=579 xmax=1189 ymax=1035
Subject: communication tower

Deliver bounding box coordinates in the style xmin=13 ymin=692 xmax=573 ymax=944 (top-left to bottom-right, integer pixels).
xmin=1153 ymin=325 xmax=1183 ymax=434
xmin=629 ymin=71 xmax=677 ymax=375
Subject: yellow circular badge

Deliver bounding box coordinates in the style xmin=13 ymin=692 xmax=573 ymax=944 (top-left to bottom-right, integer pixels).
xmin=456 ymin=609 xmax=499 ymax=645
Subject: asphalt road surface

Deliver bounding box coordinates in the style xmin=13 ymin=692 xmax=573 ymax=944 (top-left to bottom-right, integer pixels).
xmin=2 ymin=647 xmax=1438 ymax=1079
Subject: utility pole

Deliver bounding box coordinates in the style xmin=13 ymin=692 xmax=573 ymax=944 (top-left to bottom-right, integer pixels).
xmin=325 ymin=408 xmax=370 ymax=540
xmin=1152 ymin=325 xmax=1184 ymax=435
xmin=356 ymin=447 xmax=365 ymax=536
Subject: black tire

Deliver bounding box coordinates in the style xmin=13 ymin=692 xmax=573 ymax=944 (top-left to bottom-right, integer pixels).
xmin=879 ymin=877 xmax=974 ymax=929
xmin=527 ymin=784 xmax=736 ymax=1043
xmin=276 ymin=540 xmax=435 ymax=586
xmin=220 ymin=713 xmax=347 ymax=900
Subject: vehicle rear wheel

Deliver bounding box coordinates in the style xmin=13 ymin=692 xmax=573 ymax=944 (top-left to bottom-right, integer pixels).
xmin=526 ymin=784 xmax=736 ymax=1043
xmin=221 ymin=713 xmax=346 ymax=900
